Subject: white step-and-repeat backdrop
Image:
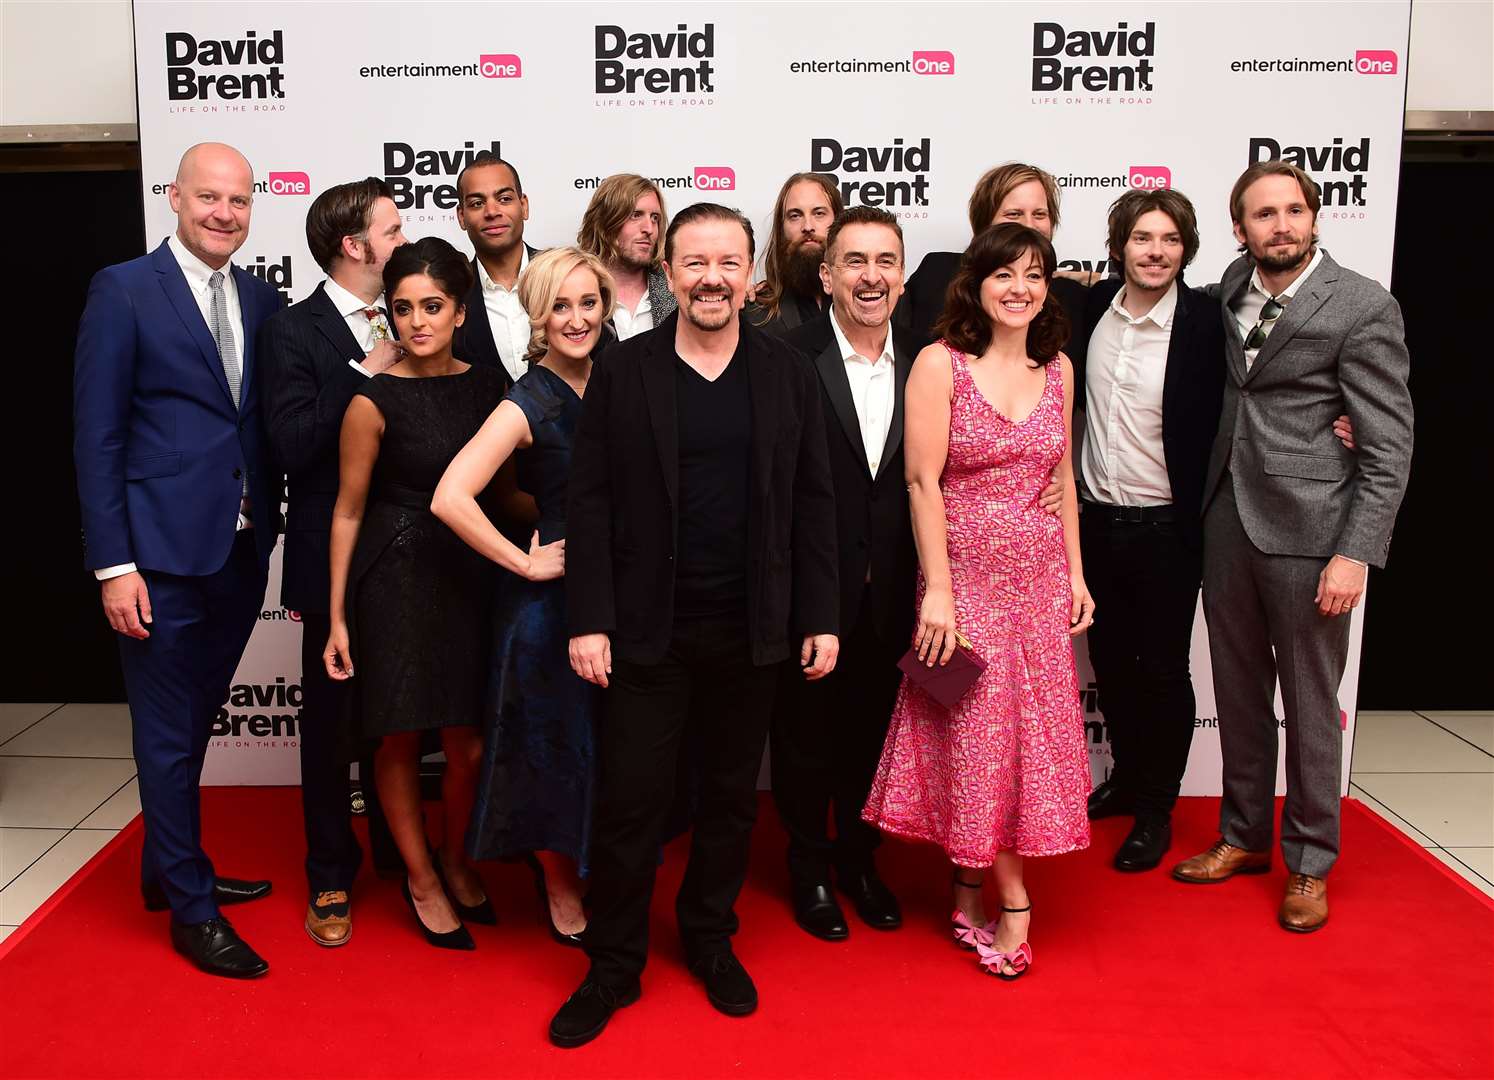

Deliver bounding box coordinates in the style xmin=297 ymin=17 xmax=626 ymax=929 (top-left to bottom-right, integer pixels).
xmin=128 ymin=1 xmax=1411 ymax=788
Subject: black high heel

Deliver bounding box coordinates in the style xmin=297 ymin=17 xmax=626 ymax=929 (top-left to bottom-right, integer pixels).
xmin=526 ymin=853 xmax=586 ymax=948
xmin=401 ymin=877 xmax=475 ymax=951
xmin=434 ymin=856 xmax=497 ymax=925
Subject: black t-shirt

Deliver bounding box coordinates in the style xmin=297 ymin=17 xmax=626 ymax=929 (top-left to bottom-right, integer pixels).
xmin=674 ymin=346 xmax=752 ymax=618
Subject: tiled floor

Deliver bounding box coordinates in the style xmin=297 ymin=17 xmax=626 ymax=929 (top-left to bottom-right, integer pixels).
xmin=0 ymin=705 xmax=1490 ymax=943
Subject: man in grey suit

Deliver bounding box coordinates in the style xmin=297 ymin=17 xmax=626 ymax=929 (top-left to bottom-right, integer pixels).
xmin=1173 ymin=161 xmax=1413 ymax=934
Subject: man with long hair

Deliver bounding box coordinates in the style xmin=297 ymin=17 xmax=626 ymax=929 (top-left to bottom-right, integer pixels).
xmin=749 ymin=172 xmax=843 ymax=337
xmin=576 ymin=173 xmax=677 ymax=340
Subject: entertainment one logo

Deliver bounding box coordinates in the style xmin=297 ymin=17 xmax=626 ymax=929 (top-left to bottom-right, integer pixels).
xmin=213 ymin=677 xmax=301 ymax=739
xmin=1054 ymin=164 xmax=1172 ymax=191
xmin=358 ymin=54 xmax=523 ymax=80
xmin=788 ymin=49 xmax=955 ymax=76
xmin=571 ymin=166 xmax=735 ymax=193
xmin=1031 ymin=20 xmax=1155 ymax=95
xmin=165 ymin=29 xmax=285 ymax=101
xmin=244 ymin=255 xmax=294 ymax=304
xmin=809 ymin=138 xmax=931 ymax=218
xmin=1231 ymin=49 xmax=1399 ymax=76
xmin=1249 ymin=136 xmax=1371 ymax=212
xmin=383 ymin=139 xmax=502 ymax=210
xmin=594 ymin=23 xmax=715 ymax=99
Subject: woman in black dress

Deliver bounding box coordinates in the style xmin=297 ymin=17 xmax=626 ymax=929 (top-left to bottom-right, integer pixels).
xmin=325 ymin=237 xmax=512 ymax=950
xmin=433 ymin=247 xmax=614 ymax=945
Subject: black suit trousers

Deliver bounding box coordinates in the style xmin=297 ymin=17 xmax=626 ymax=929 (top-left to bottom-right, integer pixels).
xmin=296 ymin=613 xmax=367 ymax=892
xmin=771 ymin=589 xmax=900 ymax=884
xmin=1080 ymin=510 xmax=1201 ymax=819
xmin=583 ymin=614 xmax=777 ymax=987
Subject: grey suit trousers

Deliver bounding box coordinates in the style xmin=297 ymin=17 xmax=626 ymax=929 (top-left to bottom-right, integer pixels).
xmin=1202 ymin=477 xmax=1350 ymax=878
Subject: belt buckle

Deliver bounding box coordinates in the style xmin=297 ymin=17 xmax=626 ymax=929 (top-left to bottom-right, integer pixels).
xmin=1117 ymin=505 xmax=1146 ymax=524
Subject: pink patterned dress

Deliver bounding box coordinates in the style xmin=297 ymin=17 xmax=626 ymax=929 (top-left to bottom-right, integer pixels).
xmin=863 ymin=343 xmax=1090 ymax=866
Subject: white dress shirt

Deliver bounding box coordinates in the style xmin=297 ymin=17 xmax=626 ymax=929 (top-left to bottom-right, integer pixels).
xmin=478 ymin=247 xmax=532 ymax=382
xmin=612 ymin=285 xmax=653 ymax=341
xmin=830 ymin=310 xmax=896 ymax=479
xmin=321 ymin=276 xmax=388 ymax=378
xmin=1080 ymin=281 xmax=1177 ymax=506
xmin=97 ymin=237 xmax=248 ymax=581
xmin=1233 ymin=246 xmax=1323 ymax=370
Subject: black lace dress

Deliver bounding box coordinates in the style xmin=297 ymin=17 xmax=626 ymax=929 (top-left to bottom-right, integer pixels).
xmin=345 ymin=365 xmax=506 ymax=738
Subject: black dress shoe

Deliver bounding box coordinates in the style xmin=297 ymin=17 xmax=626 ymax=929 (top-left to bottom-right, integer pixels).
xmin=1087 ymin=779 xmax=1136 ymax=821
xmin=1114 ymin=818 xmax=1172 ymax=872
xmin=791 ymin=883 xmax=849 ymax=941
xmin=550 ymin=977 xmax=641 ymax=1048
xmin=836 ymin=870 xmax=902 ymax=930
xmin=143 ymin=876 xmax=272 ymax=912
xmin=690 ymin=950 xmax=758 ymax=1017
xmin=169 ymin=916 xmax=268 ymax=979
xmin=401 ymin=878 xmax=475 ymax=950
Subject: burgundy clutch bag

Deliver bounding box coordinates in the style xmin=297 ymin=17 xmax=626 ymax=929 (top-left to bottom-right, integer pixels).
xmin=897 ymin=630 xmax=987 ymax=709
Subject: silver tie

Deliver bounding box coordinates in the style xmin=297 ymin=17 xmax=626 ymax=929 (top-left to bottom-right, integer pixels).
xmin=208 ymin=270 xmax=241 ymax=407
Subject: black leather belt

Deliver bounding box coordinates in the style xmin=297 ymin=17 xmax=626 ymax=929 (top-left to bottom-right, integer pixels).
xmin=1081 ymin=500 xmax=1177 ymax=524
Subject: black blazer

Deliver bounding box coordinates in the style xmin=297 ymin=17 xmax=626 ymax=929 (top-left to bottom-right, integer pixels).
xmin=1076 ymin=277 xmax=1226 ymax=549
xmin=565 ymin=310 xmax=839 ymax=665
xmin=747 ymin=289 xmax=826 ymax=340
xmin=897 ymin=249 xmax=1087 ymax=362
xmin=453 ymin=245 xmax=538 ymax=389
xmin=258 ymin=281 xmax=374 ymax=614
xmin=783 ymin=313 xmax=921 ymax=657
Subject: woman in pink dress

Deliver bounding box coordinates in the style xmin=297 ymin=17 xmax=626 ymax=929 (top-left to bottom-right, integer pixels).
xmin=863 ymin=222 xmax=1093 ymax=979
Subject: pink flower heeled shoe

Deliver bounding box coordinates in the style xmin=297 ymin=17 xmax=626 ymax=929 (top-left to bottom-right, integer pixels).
xmin=951 ymin=874 xmax=995 ymax=949
xmin=975 ymin=902 xmax=1032 ymax=980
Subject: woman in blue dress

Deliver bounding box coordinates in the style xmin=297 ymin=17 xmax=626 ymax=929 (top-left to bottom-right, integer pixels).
xmin=432 ymin=247 xmax=614 ymax=945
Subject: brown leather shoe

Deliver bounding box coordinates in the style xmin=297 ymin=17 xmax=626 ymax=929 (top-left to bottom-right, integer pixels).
xmin=1279 ymin=873 xmax=1328 ymax=932
xmin=305 ymin=890 xmax=352 ymax=947
xmin=1171 ymin=838 xmax=1271 ymax=883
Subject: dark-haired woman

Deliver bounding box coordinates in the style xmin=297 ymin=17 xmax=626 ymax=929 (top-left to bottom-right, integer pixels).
xmin=325 ymin=237 xmax=510 ymax=950
xmin=863 ymin=222 xmax=1093 ymax=980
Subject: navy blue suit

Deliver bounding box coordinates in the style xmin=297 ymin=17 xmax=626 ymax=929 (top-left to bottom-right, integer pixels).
xmin=74 ymin=238 xmax=284 ymax=924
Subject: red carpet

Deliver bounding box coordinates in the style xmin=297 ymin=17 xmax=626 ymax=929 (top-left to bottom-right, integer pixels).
xmin=2 ymin=791 xmax=1490 ymax=1079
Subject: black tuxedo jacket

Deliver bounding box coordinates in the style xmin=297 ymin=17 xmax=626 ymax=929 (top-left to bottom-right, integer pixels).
xmin=258 ymin=281 xmax=377 ymax=614
xmin=747 ymin=289 xmax=826 ymax=340
xmin=566 ymin=310 xmax=839 ymax=665
xmin=1077 ymin=277 xmax=1226 ymax=549
xmin=453 ymin=245 xmax=539 ymax=389
xmin=782 ymin=313 xmax=921 ymax=657
xmin=897 ymin=249 xmax=1088 ymax=362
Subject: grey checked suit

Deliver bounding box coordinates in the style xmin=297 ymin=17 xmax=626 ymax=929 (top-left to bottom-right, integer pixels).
xmin=1202 ymin=249 xmax=1412 ymax=877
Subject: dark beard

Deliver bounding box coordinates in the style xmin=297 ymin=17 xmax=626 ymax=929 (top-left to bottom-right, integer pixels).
xmin=1255 ymin=240 xmax=1313 ymax=274
xmin=784 ymin=245 xmax=824 ymax=300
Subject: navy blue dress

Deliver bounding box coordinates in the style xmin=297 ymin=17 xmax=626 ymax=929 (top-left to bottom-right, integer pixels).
xmin=467 ymin=365 xmax=601 ymax=870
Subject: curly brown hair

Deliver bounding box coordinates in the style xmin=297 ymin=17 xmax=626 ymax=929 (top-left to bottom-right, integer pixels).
xmin=931 ymin=223 xmax=1068 ymax=366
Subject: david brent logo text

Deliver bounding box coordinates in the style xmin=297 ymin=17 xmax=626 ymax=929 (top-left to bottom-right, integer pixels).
xmin=1030 ymin=20 xmax=1154 ymax=105
xmin=595 ymin=23 xmax=715 ymax=104
xmin=166 ymin=29 xmax=285 ymax=100
xmin=788 ymin=50 xmax=954 ymax=75
xmin=358 ymin=54 xmax=522 ymax=79
xmin=810 ymin=138 xmax=931 ymax=218
xmin=571 ymin=166 xmax=735 ymax=192
xmin=383 ymin=139 xmax=502 ymax=211
xmin=244 ymin=255 xmax=294 ymax=304
xmin=1231 ymin=49 xmax=1398 ymax=75
xmin=1249 ymin=136 xmax=1371 ymax=212
xmin=213 ymin=677 xmax=301 ymax=739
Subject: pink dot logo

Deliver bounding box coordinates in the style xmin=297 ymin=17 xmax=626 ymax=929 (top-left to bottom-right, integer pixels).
xmin=694 ymin=166 xmax=736 ymax=192
xmin=912 ymin=50 xmax=955 ymax=75
xmin=1128 ymin=165 xmax=1172 ymax=190
xmin=267 ymin=171 xmax=310 ymax=196
xmin=479 ymin=53 xmax=522 ymax=78
xmin=1354 ymin=50 xmax=1397 ymax=75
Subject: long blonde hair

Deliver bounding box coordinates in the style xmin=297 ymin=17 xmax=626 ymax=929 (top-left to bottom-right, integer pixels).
xmin=576 ymin=174 xmax=668 ymax=270
xmin=518 ymin=247 xmax=617 ymax=360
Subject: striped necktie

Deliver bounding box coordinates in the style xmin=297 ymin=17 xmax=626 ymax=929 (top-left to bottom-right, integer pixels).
xmin=208 ymin=270 xmax=241 ymax=407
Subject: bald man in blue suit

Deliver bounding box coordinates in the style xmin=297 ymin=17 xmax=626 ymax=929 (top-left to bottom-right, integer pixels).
xmin=74 ymin=143 xmax=285 ymax=977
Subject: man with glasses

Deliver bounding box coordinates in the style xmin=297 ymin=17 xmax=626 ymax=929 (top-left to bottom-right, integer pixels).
xmin=1173 ymin=161 xmax=1413 ymax=935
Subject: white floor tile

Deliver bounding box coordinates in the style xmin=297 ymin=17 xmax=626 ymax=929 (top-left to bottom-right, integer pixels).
xmin=78 ymin=778 xmax=140 ymax=829
xmin=0 ymin=925 xmax=14 ymax=944
xmin=0 ymin=704 xmax=62 ymax=747
xmin=0 ymin=702 xmax=133 ymax=759
xmin=1420 ymin=712 xmax=1494 ymax=755
xmin=0 ymin=758 xmax=138 ymax=828
xmin=1351 ymin=711 xmax=1492 ymax=773
xmin=1430 ymin=849 xmax=1494 ymax=898
xmin=1349 ymin=784 xmax=1437 ymax=846
xmin=1 ymin=828 xmax=66 ymax=889
xmin=1352 ymin=772 xmax=1494 ymax=848
xmin=0 ymin=829 xmax=115 ymax=924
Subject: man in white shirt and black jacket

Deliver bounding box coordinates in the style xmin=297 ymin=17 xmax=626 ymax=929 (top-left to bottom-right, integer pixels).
xmin=258 ymin=177 xmax=409 ymax=945
xmin=1073 ymin=188 xmax=1226 ymax=871
xmin=552 ymin=203 xmax=839 ymax=1048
